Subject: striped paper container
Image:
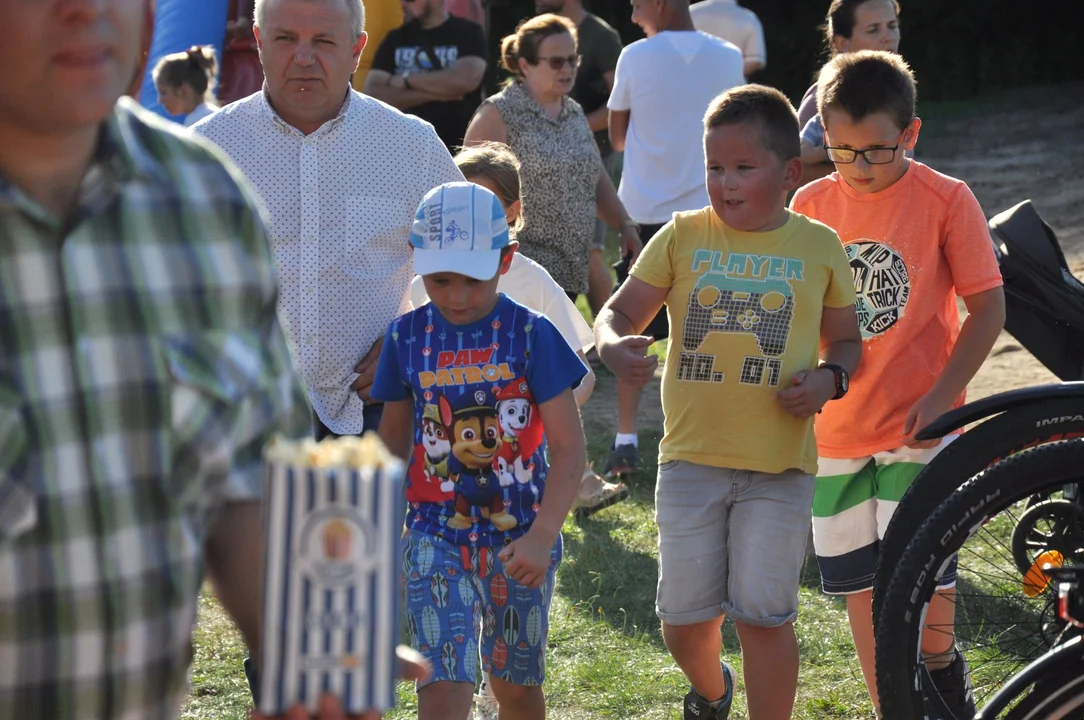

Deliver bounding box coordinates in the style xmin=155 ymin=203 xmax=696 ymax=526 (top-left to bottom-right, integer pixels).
xmin=258 ymin=435 xmax=405 ymax=715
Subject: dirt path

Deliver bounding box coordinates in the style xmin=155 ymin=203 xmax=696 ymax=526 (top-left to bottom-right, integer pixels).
xmin=581 ymin=83 xmax=1084 ymax=443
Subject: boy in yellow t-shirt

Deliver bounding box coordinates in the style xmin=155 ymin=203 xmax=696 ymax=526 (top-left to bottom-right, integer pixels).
xmin=595 ymin=85 xmax=862 ymax=720
xmin=791 ymin=50 xmax=1005 ymax=718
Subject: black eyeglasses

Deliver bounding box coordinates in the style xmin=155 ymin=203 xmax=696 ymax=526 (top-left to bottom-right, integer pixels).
xmin=824 ymin=129 xmax=908 ymax=165
xmin=535 ymin=54 xmax=581 ymax=71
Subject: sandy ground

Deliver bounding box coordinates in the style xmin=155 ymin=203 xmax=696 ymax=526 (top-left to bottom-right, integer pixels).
xmin=581 ymin=83 xmax=1084 ymax=443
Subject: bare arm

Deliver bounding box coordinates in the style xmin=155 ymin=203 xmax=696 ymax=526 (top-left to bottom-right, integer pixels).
xmin=364 ymin=69 xmax=442 ymax=110
xmin=608 ymin=109 xmax=630 ymax=152
xmin=777 ymin=303 xmax=863 ymax=418
xmin=529 ymin=389 xmax=585 ymax=539
xmin=463 ymin=102 xmax=508 ymax=146
xmin=584 ymin=70 xmax=616 ymax=133
xmin=497 ymin=388 xmax=585 ymax=588
xmin=595 ymin=167 xmax=642 ymax=260
xmin=903 ymin=287 xmax=1006 ymax=445
xmin=594 ymin=277 xmax=669 ymax=386
xmin=377 ymin=398 xmax=415 ymax=461
xmin=405 ymin=57 xmax=486 ymax=100
xmin=204 ymin=501 xmax=264 ymax=656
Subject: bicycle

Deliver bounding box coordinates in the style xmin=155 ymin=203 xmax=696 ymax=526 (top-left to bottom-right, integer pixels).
xmin=875 ymin=437 xmax=1084 ymax=719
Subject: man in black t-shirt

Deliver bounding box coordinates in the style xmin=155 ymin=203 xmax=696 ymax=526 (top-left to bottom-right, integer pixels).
xmin=365 ymin=0 xmax=487 ymax=151
xmin=536 ymin=0 xmax=623 ymax=317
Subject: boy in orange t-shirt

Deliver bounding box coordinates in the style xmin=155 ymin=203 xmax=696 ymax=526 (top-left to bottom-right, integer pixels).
xmin=790 ymin=50 xmax=1005 ymax=718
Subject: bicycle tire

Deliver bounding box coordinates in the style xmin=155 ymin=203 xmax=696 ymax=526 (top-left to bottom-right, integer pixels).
xmin=989 ymin=637 xmax=1084 ymax=719
xmin=876 ymin=440 xmax=1084 ymax=720
xmin=873 ymin=399 xmax=1084 ymax=622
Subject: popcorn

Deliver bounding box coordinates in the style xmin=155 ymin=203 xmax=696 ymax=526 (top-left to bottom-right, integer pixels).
xmin=258 ymin=433 xmax=405 ymax=716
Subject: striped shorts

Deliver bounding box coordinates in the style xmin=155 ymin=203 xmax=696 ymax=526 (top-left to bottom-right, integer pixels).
xmin=812 ymin=437 xmax=957 ymax=595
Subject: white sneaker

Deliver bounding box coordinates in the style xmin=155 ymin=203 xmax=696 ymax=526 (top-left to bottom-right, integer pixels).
xmin=473 ymin=681 xmax=499 ymax=720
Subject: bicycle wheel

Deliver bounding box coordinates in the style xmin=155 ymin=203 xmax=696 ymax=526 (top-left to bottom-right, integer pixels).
xmin=873 ymin=399 xmax=1084 ymax=622
xmin=979 ymin=636 xmax=1084 ymax=719
xmin=1010 ymin=499 xmax=1084 ymax=575
xmin=876 ymin=440 xmax=1084 ymax=719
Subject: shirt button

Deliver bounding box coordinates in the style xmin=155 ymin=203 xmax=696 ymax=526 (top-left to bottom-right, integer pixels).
xmin=306 ymin=336 xmax=315 ymax=346
xmin=306 ymin=235 xmax=315 ymax=242
xmin=305 ymin=286 xmax=314 ymax=294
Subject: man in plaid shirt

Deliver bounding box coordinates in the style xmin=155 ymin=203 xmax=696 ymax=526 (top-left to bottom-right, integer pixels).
xmin=0 ymin=1 xmax=337 ymax=718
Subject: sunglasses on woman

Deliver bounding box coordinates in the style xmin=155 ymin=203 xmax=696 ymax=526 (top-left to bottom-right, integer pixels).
xmin=535 ymin=54 xmax=581 ymax=71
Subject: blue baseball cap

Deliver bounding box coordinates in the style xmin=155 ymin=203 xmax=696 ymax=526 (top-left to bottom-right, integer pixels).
xmin=409 ymin=182 xmax=511 ymax=281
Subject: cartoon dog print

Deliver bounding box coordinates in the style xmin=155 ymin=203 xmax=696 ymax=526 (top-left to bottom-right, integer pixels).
xmin=439 ymin=389 xmax=517 ymax=532
xmin=407 ymin=404 xmax=455 ymax=504
xmin=495 ymin=379 xmax=543 ymax=485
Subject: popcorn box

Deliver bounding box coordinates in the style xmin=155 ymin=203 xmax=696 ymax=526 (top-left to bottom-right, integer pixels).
xmin=258 ymin=434 xmax=405 ymax=715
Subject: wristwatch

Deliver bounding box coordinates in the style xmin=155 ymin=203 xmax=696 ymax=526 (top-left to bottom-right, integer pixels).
xmin=621 ymin=218 xmax=639 ymax=230
xmin=819 ymin=363 xmax=850 ymax=400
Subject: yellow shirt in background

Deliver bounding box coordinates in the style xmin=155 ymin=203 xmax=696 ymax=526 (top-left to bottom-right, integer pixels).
xmin=353 ymin=0 xmax=403 ymax=90
xmin=631 ymin=208 xmax=855 ymax=474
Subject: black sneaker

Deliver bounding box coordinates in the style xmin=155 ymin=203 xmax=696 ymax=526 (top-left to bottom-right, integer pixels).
xmin=927 ymin=647 xmax=976 ymax=719
xmin=603 ymin=443 xmax=639 ymax=478
xmin=683 ymin=662 xmax=735 ymax=720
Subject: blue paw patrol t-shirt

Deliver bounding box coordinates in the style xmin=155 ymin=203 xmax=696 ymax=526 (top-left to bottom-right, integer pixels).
xmin=372 ymin=294 xmax=587 ymax=547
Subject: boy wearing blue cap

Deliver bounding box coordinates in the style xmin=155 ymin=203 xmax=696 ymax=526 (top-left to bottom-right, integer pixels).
xmin=373 ymin=182 xmax=588 ymax=720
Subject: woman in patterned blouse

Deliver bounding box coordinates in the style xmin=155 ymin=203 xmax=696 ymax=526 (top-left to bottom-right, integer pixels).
xmin=464 ymin=13 xmax=641 ymax=299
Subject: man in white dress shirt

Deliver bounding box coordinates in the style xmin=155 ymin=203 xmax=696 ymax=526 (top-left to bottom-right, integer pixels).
xmin=193 ymin=0 xmax=462 ymax=438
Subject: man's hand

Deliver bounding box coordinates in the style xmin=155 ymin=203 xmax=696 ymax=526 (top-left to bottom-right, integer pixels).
xmin=251 ymin=646 xmax=429 ymax=720
xmin=597 ymin=335 xmax=658 ymax=387
xmin=351 ymin=337 xmax=384 ymax=403
xmin=777 ymin=368 xmax=836 ymax=418
xmin=498 ymin=529 xmax=554 ymax=589
xmin=619 ymin=225 xmax=643 ymax=263
xmin=903 ymin=390 xmax=955 ymax=449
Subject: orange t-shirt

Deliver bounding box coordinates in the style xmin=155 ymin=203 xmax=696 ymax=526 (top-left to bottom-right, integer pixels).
xmin=791 ymin=161 xmax=1003 ymax=458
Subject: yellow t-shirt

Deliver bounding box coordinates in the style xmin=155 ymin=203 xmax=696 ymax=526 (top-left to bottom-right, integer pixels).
xmin=631 ymin=208 xmax=856 ymax=474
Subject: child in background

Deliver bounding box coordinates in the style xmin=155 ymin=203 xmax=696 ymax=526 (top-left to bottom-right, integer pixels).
xmin=791 ymin=50 xmax=1005 ymax=718
xmin=374 ymin=181 xmax=587 ymax=720
xmin=797 ymin=0 xmax=902 ymax=186
xmin=596 ymin=84 xmax=861 ymax=720
xmin=153 ymin=45 xmax=219 ymax=127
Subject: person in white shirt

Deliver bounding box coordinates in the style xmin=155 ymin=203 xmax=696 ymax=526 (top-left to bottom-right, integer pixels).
xmin=602 ymin=0 xmax=744 ymax=480
xmin=153 ymin=45 xmax=220 ymax=126
xmin=192 ymin=0 xmax=463 ymax=439
xmin=690 ymin=0 xmax=767 ymax=78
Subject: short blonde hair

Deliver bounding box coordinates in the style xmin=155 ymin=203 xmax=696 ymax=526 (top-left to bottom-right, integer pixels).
xmin=454 ymin=142 xmax=525 ymax=233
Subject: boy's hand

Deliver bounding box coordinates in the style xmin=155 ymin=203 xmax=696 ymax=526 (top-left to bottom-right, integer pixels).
xmin=498 ymin=528 xmax=553 ymax=589
xmin=598 ymin=335 xmax=658 ymax=387
xmin=251 ymin=647 xmax=429 ymax=720
xmin=903 ymin=390 xmax=955 ymax=449
xmin=777 ymin=368 xmax=835 ymax=418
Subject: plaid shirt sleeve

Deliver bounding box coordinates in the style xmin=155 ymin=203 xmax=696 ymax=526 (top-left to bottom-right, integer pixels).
xmin=0 ymin=99 xmax=309 ymax=720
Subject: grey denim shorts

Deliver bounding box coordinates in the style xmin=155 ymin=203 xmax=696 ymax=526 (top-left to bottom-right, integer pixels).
xmin=655 ymin=460 xmax=814 ymax=628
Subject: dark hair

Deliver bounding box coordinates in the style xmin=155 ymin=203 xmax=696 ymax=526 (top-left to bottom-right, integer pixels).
xmin=499 ymin=13 xmax=577 ymax=78
xmin=817 ymin=50 xmax=916 ymax=131
xmin=153 ymin=45 xmax=218 ymax=101
xmin=703 ymin=84 xmax=801 ymax=162
xmin=454 ymin=142 xmax=525 ymax=232
xmin=822 ymin=0 xmax=900 ymax=56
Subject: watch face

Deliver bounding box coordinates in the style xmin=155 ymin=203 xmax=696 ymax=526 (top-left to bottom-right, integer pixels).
xmin=839 ymin=370 xmax=849 ymax=394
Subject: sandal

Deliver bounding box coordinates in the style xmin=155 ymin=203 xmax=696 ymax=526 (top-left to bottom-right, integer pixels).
xmin=573 ymin=468 xmax=629 ymax=518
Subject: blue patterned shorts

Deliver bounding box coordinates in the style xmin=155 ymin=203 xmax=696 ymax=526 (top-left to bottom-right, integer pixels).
xmin=401 ymin=529 xmax=562 ymax=688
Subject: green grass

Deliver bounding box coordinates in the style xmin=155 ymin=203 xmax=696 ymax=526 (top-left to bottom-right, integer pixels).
xmin=182 ymin=429 xmax=879 ymax=719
